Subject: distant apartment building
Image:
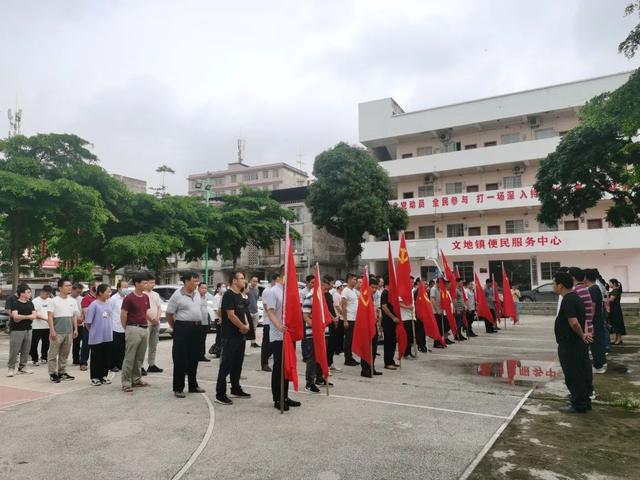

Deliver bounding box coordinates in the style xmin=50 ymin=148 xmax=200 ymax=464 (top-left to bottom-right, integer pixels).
xmin=112 ymin=174 xmax=147 ymax=194
xmin=358 ymin=71 xmax=639 ymax=291
xmin=187 ymin=161 xmax=308 ymax=197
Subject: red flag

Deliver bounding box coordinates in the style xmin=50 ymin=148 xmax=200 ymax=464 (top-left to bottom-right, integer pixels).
xmin=440 ymin=249 xmax=455 ymax=283
xmin=415 ymin=280 xmax=445 ymax=346
xmin=311 ymin=264 xmax=329 ymax=379
xmin=475 ymin=273 xmax=495 ymax=325
xmin=492 ymin=275 xmax=502 ymax=321
xmin=501 ymin=266 xmax=519 ymax=324
xmin=396 ymin=232 xmax=413 ymax=307
xmin=353 ymin=268 xmax=376 ymax=366
xmin=283 ymin=235 xmax=303 ymax=391
xmin=439 ymin=277 xmax=457 ymax=337
xmin=387 ymin=240 xmax=405 ymax=361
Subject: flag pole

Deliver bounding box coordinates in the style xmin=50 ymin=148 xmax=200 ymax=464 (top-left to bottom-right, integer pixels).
xmin=501 ymin=262 xmax=508 ymax=330
xmin=387 ymin=229 xmax=401 ymax=369
xmin=316 ymin=262 xmax=330 ymax=397
xmin=280 ymin=222 xmax=289 ymax=414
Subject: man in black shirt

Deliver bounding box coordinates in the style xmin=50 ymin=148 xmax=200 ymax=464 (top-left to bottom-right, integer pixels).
xmin=553 ymin=272 xmax=593 ymax=413
xmin=215 ymin=271 xmax=251 ymax=405
xmin=380 ymin=275 xmax=399 ymax=370
xmin=7 ymin=284 xmax=36 ymax=377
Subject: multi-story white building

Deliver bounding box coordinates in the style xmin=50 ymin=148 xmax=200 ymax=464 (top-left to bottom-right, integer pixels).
xmin=112 ymin=174 xmax=147 ymax=194
xmin=187 ymin=160 xmax=308 ymax=197
xmin=359 ymin=71 xmax=639 ymax=291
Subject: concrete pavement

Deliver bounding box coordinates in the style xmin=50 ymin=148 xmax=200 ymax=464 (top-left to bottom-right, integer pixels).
xmin=0 ymin=315 xmax=560 ymax=480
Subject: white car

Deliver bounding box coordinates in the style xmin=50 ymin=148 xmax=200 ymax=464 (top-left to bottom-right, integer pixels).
xmin=153 ymin=285 xmax=217 ymax=334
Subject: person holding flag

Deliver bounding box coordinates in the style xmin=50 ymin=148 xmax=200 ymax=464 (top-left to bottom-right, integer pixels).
xmin=454 ymin=277 xmax=468 ymax=341
xmin=386 ymin=238 xmax=408 ymax=366
xmin=463 ymin=280 xmax=478 ymax=337
xmin=415 ymin=279 xmax=446 ymax=348
xmin=396 ymin=232 xmax=417 ymax=359
xmin=475 ymin=274 xmax=496 ymax=333
xmin=501 ymin=265 xmax=519 ymax=325
xmin=352 ymin=271 xmax=380 ymax=378
xmin=440 ymin=278 xmax=458 ymax=341
xmin=484 ymin=279 xmax=500 ymax=333
xmin=380 ymin=275 xmax=400 ymax=368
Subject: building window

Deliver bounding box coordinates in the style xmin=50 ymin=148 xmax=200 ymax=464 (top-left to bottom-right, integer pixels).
xmin=404 ymin=231 xmax=415 ymax=240
xmin=503 ymin=176 xmax=522 ymax=189
xmin=541 ymin=262 xmax=561 ymax=281
xmin=534 ymin=128 xmax=556 ymax=140
xmin=417 ymin=146 xmax=432 ymax=156
xmin=468 ymin=226 xmax=481 ymax=236
xmin=213 ymin=177 xmax=224 ymax=186
xmin=464 ymin=144 xmax=477 ymax=150
xmin=453 ymin=261 xmax=474 ymax=282
xmin=272 ymin=169 xmax=279 ymax=177
xmin=262 ymin=170 xmax=269 ymax=179
xmin=403 ymin=192 xmax=414 ymax=199
xmin=243 ymin=172 xmax=259 ymax=181
xmin=418 ymin=184 xmax=435 ymax=197
xmin=501 ymin=133 xmax=521 ymax=144
xmin=486 ymin=183 xmax=499 ymax=191
xmin=539 ymin=222 xmax=559 ymax=232
xmin=292 ymin=236 xmax=303 ymax=253
xmin=420 ymin=266 xmax=437 ymax=282
xmin=488 ymin=225 xmax=501 ymax=235
xmin=445 ymin=182 xmax=463 ymax=194
xmin=401 ymin=153 xmax=413 ymax=159
xmin=484 ymin=141 xmax=497 ymax=147
xmin=506 ymin=219 xmax=525 ymax=234
xmin=564 ymin=220 xmax=579 ymax=231
xmin=418 ymin=225 xmax=435 ymax=239
xmin=230 ymin=174 xmax=237 ymax=183
xmin=289 ymin=206 xmax=304 ymax=222
xmin=444 ymin=142 xmax=461 ymax=152
xmin=447 ymin=224 xmax=464 ymax=238
xmin=587 ymin=219 xmax=603 ymax=230
xmin=466 ymin=185 xmax=479 ymax=193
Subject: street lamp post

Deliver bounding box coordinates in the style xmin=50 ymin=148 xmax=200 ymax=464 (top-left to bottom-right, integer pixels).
xmin=195 ymin=181 xmax=212 ymax=284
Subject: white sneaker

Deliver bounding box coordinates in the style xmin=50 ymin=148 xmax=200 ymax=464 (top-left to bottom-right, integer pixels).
xmin=593 ymin=366 xmax=607 ymax=374
xmin=32 ymin=361 xmax=40 ymax=366
xmin=329 ymin=365 xmax=342 ymax=373
xmin=7 ymin=368 xmax=15 ymax=377
xmin=590 ymin=391 xmax=597 ymax=400
xmin=18 ymin=367 xmax=33 ymax=375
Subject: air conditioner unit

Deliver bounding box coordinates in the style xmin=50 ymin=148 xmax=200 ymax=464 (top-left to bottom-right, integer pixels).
xmin=513 ymin=165 xmax=526 ymax=175
xmin=528 ymin=116 xmax=541 ymax=129
xmin=424 ymin=174 xmax=435 ymax=184
xmin=438 ymin=132 xmax=450 ymax=142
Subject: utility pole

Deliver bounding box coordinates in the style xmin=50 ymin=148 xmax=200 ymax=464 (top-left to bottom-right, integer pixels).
xmin=7 ymin=100 xmax=22 ymax=138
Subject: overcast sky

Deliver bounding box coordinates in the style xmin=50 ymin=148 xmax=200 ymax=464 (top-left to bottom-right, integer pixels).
xmin=1 ymin=0 xmax=638 ymax=194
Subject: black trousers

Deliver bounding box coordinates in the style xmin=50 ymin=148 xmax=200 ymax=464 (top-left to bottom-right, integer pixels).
xmin=111 ymin=331 xmax=125 ymax=369
xmin=466 ymin=310 xmax=476 ymax=334
xmin=481 ymin=309 xmax=496 ymax=332
xmin=343 ymin=321 xmax=355 ymax=362
xmin=334 ymin=321 xmax=344 ymax=355
xmin=216 ymin=335 xmax=245 ymax=396
xmin=73 ymin=325 xmax=90 ymax=365
xmin=90 ymin=342 xmax=112 ymax=380
xmin=173 ymin=322 xmax=201 ymax=393
xmin=403 ymin=320 xmax=415 ymax=357
xmin=382 ymin=318 xmax=397 ymax=366
xmin=30 ymin=328 xmax=50 ymax=362
xmin=435 ymin=313 xmax=445 ymax=339
xmin=415 ymin=319 xmax=426 ymax=349
xmin=199 ymin=324 xmax=208 ymax=359
xmin=590 ymin=315 xmax=606 ymax=369
xmin=270 ymin=340 xmax=289 ymax=402
xmin=558 ymin=341 xmax=591 ymax=411
xmin=261 ymin=324 xmax=272 ymax=367
xmin=361 ymin=334 xmax=379 ymax=374
xmin=326 ymin=323 xmax=336 ymax=367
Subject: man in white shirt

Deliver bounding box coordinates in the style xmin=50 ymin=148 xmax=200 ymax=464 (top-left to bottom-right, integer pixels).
xmin=340 ymin=274 xmax=360 ymax=366
xmin=260 ymin=273 xmax=278 ymax=372
xmin=108 ymin=280 xmax=128 ymax=372
xmin=30 ymin=285 xmax=52 ymax=365
xmin=144 ymin=275 xmax=163 ymax=374
xmin=47 ymin=279 xmax=79 ymax=383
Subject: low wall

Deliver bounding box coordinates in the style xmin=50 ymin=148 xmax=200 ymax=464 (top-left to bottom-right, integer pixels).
xmin=519 ymin=302 xmax=640 ymax=319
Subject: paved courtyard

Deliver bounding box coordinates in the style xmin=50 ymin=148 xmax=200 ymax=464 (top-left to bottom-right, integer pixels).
xmin=0 ymin=316 xmax=559 ymax=480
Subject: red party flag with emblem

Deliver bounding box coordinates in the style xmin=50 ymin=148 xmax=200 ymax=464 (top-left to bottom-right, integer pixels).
xmin=501 ymin=264 xmax=519 ymax=324
xmin=396 ymin=232 xmax=413 ymax=308
xmin=352 ymin=268 xmax=376 ymax=366
xmin=283 ymin=234 xmax=303 ymax=391
xmin=387 ymin=239 xmax=406 ymax=363
xmin=439 ymin=277 xmax=458 ymax=337
xmin=475 ymin=273 xmax=495 ymax=325
xmin=440 ymin=249 xmax=455 ymax=283
xmin=415 ymin=280 xmax=445 ymax=346
xmin=492 ymin=275 xmax=502 ymax=321
xmin=311 ymin=263 xmax=329 ymax=379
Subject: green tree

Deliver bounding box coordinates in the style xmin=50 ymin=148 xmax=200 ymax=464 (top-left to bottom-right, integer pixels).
xmin=619 ymin=1 xmax=640 ymax=58
xmin=306 ymin=142 xmax=408 ymax=269
xmin=0 ymin=134 xmax=112 ymax=290
xmin=535 ymin=70 xmax=640 ymax=227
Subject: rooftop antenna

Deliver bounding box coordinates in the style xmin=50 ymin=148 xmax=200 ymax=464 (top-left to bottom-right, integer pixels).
xmin=7 ymin=95 xmax=22 ymax=137
xmin=296 ymin=150 xmax=305 ymax=171
xmin=237 ymin=138 xmax=246 ymax=164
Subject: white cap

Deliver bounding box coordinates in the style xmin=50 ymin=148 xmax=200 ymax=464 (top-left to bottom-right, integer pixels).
xmin=333 ymin=280 xmax=344 ymax=288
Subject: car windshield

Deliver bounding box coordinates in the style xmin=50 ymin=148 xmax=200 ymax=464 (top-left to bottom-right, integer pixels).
xmin=154 ymin=287 xmax=178 ymax=301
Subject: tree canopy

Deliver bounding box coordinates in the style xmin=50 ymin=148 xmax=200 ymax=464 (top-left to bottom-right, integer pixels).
xmin=306 ymin=142 xmax=408 ymax=268
xmin=619 ymin=1 xmax=640 ymax=58
xmin=535 ymin=69 xmax=640 ymax=227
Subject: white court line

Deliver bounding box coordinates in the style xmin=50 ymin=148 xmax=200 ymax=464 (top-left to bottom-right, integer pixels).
xmin=458 ymin=388 xmax=534 ymax=480
xmin=241 ymin=384 xmax=509 ymax=420
xmin=171 ymin=392 xmax=216 ymax=480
